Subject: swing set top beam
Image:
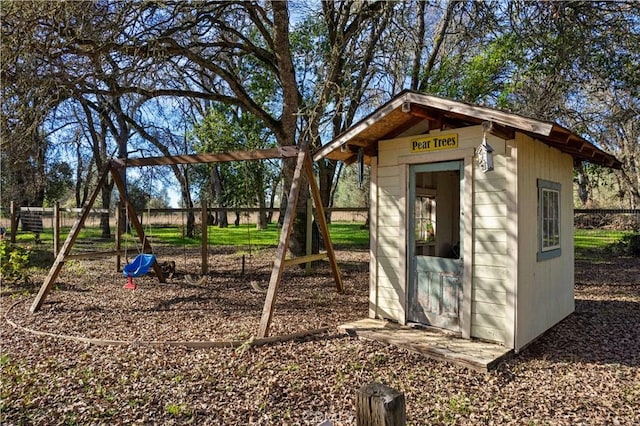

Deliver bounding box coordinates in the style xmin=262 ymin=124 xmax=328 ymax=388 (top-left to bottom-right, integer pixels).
xmin=112 ymin=146 xmax=299 ymax=168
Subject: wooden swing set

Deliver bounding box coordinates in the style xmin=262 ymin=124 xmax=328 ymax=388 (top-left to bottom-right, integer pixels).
xmin=29 ymin=144 xmax=344 ymax=339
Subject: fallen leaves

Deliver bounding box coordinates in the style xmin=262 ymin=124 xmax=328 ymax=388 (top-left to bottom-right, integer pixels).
xmin=1 ymin=249 xmax=638 ymax=424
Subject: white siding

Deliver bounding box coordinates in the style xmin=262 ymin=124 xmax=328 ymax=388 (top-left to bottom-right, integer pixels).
xmin=371 ymin=160 xmax=405 ymax=322
xmin=513 ymin=133 xmax=575 ymax=350
xmin=369 ymin=162 xmax=378 ymax=319
xmin=471 ymin=138 xmax=512 ymax=345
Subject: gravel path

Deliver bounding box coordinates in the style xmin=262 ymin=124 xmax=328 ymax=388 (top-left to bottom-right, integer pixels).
xmin=1 ymin=249 xmax=638 ymax=425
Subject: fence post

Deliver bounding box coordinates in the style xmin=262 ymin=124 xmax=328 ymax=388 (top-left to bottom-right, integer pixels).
xmin=53 ymin=202 xmax=61 ymax=256
xmin=115 ymin=202 xmax=122 ymax=272
xmin=201 ymin=203 xmax=208 ymax=275
xmin=9 ymin=201 xmax=17 ymax=243
xmin=356 ymin=382 xmax=406 ymax=426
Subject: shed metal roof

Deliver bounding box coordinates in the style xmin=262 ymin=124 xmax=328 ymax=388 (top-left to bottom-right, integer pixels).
xmin=313 ymin=90 xmax=621 ymax=168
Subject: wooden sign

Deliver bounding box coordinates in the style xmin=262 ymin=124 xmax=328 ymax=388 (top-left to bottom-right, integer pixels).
xmin=411 ymin=133 xmax=458 ymax=153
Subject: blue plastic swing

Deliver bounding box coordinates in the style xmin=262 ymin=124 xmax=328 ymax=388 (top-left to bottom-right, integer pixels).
xmin=123 ymin=253 xmax=156 ymax=278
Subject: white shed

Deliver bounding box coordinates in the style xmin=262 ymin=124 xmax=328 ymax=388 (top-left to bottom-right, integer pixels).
xmin=315 ymin=91 xmax=620 ymax=350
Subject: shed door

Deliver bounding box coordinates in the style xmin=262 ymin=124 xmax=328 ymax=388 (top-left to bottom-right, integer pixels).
xmin=408 ymin=161 xmax=463 ymax=332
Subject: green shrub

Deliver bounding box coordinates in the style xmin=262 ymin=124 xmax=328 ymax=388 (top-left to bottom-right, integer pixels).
xmin=617 ymin=233 xmax=640 ymax=256
xmin=0 ymin=241 xmax=31 ymax=283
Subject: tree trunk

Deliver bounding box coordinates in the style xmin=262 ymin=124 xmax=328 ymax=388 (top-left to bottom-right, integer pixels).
xmin=114 ymin=105 xmax=129 ymax=237
xmin=211 ymin=164 xmax=228 ymax=228
xmin=99 ymin=177 xmax=113 ymax=238
xmin=410 ymin=0 xmax=426 ymax=90
xmin=418 ymin=0 xmax=457 ymax=92
xmin=258 ymin=197 xmax=268 ymax=230
xmin=280 ymin=164 xmax=310 ymax=257
xmin=575 ymin=161 xmax=590 ymax=206
xmin=317 ymin=159 xmax=337 ymax=224
xmin=267 ymin=172 xmax=279 ymax=224
xmin=271 ymin=1 xmax=307 ymax=256
xmin=256 ymin=169 xmax=268 ymax=230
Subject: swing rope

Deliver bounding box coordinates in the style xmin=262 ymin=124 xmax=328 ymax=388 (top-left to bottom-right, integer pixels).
xmin=248 ymin=207 xmax=265 ymax=292
xmin=243 ymin=167 xmax=266 ymax=293
xmin=123 ymin=179 xmax=154 ymax=261
xmin=121 ymin=171 xmax=156 ymax=289
xmin=246 ymin=210 xmax=252 ymax=259
xmin=182 ymin=202 xmax=206 ymax=285
xmin=244 ymin=165 xmax=253 ymax=261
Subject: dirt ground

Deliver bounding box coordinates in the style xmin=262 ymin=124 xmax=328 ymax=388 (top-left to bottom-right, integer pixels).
xmin=1 ymin=247 xmax=638 ymax=425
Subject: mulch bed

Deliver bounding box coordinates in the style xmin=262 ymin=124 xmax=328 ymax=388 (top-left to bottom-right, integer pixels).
xmin=1 ymin=248 xmax=638 ymax=425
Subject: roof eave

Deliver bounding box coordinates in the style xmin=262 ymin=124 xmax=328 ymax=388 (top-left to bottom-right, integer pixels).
xmin=313 ymin=91 xmax=622 ymax=169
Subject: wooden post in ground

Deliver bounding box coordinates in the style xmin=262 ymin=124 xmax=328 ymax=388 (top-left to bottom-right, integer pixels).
xmin=356 ymin=383 xmax=406 ymax=426
xmin=9 ymin=201 xmax=17 ymax=243
xmin=115 ymin=201 xmax=122 ymax=272
xmin=201 ymin=203 xmax=208 ymax=275
xmin=53 ymin=202 xmax=60 ymax=256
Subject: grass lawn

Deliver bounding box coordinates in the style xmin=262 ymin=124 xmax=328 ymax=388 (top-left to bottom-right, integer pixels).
xmin=147 ymin=221 xmax=369 ymax=248
xmin=574 ymin=229 xmax=630 ymax=250
xmin=7 ymin=223 xmax=632 ymax=259
xmin=574 ymin=229 xmax=633 ymax=260
xmin=8 ymin=221 xmax=370 ymax=251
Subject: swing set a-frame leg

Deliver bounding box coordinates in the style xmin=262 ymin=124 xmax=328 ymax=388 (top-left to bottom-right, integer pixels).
xmin=257 ymin=147 xmax=307 ymax=338
xmin=257 ymin=147 xmax=344 ymax=338
xmin=303 ymin=149 xmax=343 ymax=293
xmin=30 ymin=166 xmax=111 ymax=313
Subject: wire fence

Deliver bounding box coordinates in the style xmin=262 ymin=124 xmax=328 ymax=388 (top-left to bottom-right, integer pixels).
xmin=574 ymin=209 xmax=639 ymax=230
xmin=0 ymin=205 xmax=368 ymax=248
xmin=2 ymin=205 xmax=636 ymax=254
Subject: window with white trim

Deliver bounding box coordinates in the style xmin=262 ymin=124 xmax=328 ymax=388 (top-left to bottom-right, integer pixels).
xmin=537 ymin=179 xmax=561 ymax=261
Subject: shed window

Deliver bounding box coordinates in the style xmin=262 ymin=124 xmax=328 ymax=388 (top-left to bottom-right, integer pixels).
xmin=537 ymin=179 xmax=561 ymax=261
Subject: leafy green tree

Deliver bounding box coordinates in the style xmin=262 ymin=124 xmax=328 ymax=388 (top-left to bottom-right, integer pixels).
xmin=1 ymin=1 xmax=67 ymax=208
xmin=44 ymin=161 xmax=74 ymax=206
xmin=3 ymin=0 xmax=637 ymax=245
xmin=496 ymin=2 xmax=639 ymax=207
xmin=577 ymin=83 xmax=639 ymax=208
xmin=193 ymin=103 xmax=278 ymax=229
xmin=292 ymin=1 xmax=394 ymax=226
xmin=416 ymin=1 xmax=639 ymax=207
